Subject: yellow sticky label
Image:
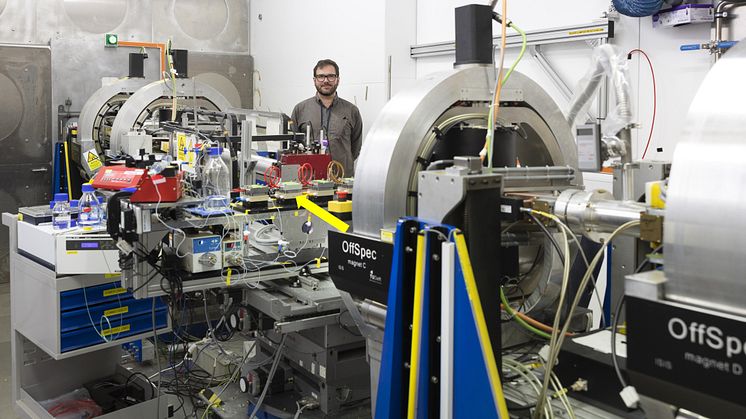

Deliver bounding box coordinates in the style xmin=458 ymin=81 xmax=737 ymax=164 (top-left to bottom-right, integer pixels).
xmin=316 ymin=258 xmax=321 ymax=269
xmin=568 ymin=27 xmax=604 ymax=36
xmin=66 ymin=251 xmax=78 ymax=255
xmin=104 ymin=306 xmax=129 ymax=317
xmin=208 ymin=393 xmax=221 ymax=405
xmin=226 ymin=269 xmax=232 ymax=286
xmin=101 ymin=324 xmax=130 ymax=337
xmin=294 ymin=211 xmax=299 ymax=217
xmin=103 ymin=287 xmax=127 ymax=297
xmin=17 ymin=213 xmax=23 ymax=221
xmin=176 ymin=133 xmax=187 ymax=161
xmin=104 ymin=273 xmax=121 ymax=278
xmin=380 ymin=229 xmax=395 ymax=244
xmin=85 ymin=150 xmax=103 ymax=171
xmin=649 ymin=182 xmax=665 ymax=209
xmin=161 ymin=140 xmax=170 ymax=153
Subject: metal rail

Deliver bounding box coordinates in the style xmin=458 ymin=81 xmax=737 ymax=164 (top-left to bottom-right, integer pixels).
xmin=410 ymin=19 xmax=612 ymax=59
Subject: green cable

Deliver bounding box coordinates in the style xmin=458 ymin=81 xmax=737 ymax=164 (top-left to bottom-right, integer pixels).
xmin=500 ymin=287 xmax=552 ymax=339
xmin=487 ymin=22 xmax=527 ymax=168
xmin=502 ymin=22 xmax=527 ymax=85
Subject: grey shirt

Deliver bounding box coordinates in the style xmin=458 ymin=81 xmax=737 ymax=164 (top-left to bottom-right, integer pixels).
xmin=291 ymin=94 xmax=363 ymax=176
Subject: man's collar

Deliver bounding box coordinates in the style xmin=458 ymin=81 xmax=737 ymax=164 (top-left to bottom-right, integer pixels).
xmin=315 ymin=93 xmax=338 ymax=107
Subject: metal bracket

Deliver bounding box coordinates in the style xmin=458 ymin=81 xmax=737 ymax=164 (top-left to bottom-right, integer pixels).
xmin=530 ymin=45 xmax=596 ymax=124
xmin=274 ymin=313 xmax=340 ymax=334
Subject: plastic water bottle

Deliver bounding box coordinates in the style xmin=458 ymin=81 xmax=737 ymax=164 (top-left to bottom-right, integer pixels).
xmin=202 ymin=147 xmax=231 ymax=210
xmin=97 ymin=196 xmax=107 ymax=223
xmin=78 ymin=184 xmax=101 ymax=226
xmin=149 ymin=155 xmax=174 ymax=175
xmin=52 ymin=193 xmax=71 ymax=230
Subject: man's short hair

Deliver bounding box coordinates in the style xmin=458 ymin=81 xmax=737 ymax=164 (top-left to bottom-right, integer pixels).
xmin=313 ymin=59 xmax=339 ymax=77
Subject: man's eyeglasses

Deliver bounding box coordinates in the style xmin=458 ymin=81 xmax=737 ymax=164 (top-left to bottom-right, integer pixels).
xmin=314 ymin=74 xmax=338 ymax=82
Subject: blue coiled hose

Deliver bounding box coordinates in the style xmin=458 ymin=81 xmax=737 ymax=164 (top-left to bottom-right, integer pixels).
xmin=613 ymin=0 xmax=664 ymax=17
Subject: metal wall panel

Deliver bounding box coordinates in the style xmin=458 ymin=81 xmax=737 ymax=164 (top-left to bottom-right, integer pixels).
xmin=152 ymin=0 xmax=249 ymax=53
xmin=0 ymin=1 xmax=251 ymax=283
xmin=0 ymin=0 xmax=251 ymax=142
xmin=0 ymin=0 xmax=46 ymax=44
xmin=0 ymin=45 xmax=52 ymax=165
xmin=49 ymin=0 xmax=156 ymax=142
xmin=0 ymin=45 xmax=52 ymax=283
xmin=191 ymin=52 xmax=253 ymax=108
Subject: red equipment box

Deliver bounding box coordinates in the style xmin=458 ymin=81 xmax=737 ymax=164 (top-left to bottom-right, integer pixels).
xmin=91 ymin=165 xmax=183 ymax=203
xmin=280 ymin=153 xmax=332 ymax=180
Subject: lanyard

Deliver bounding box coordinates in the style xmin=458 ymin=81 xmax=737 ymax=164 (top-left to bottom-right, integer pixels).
xmin=319 ymin=102 xmax=332 ymax=135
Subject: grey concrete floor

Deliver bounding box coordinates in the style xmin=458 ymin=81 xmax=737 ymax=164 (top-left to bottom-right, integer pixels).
xmin=0 ymin=282 xmax=18 ymax=418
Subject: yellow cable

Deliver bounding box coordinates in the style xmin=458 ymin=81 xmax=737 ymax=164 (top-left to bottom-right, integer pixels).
xmin=454 ymin=233 xmax=510 ymax=418
xmin=63 ymin=142 xmax=73 ymax=198
xmin=407 ymin=233 xmax=427 ymax=419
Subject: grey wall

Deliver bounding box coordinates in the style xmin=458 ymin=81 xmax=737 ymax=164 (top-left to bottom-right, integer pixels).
xmin=0 ymin=0 xmax=252 ymax=282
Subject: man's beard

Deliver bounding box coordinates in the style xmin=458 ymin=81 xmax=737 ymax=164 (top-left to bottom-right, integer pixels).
xmin=316 ymin=84 xmax=337 ymax=97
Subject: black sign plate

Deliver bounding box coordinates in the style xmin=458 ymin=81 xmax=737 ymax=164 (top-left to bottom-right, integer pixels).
xmin=627 ymin=297 xmax=746 ymax=410
xmin=328 ymin=230 xmax=393 ymax=304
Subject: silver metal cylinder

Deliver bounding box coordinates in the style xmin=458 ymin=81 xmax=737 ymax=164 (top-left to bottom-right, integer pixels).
xmin=622 ymin=162 xmax=637 ymax=201
xmin=554 ymin=189 xmax=643 ymax=243
xmin=618 ymin=128 xmax=633 ymax=165
xmin=253 ymin=154 xmax=277 ymax=174
xmin=359 ymin=299 xmax=387 ymax=330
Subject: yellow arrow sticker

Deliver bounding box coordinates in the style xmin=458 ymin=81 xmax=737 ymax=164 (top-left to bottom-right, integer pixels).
xmin=295 ymin=195 xmax=349 ymax=232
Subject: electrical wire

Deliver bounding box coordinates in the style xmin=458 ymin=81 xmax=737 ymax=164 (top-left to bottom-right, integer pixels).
xmin=628 ymin=49 xmax=656 ymax=159
xmin=610 ymin=244 xmax=664 ymax=390
xmin=264 ymin=165 xmax=281 ymax=188
xmin=527 ymin=212 xmax=564 ymax=262
xmin=532 ymin=211 xmax=571 ymax=419
xmin=501 ymin=22 xmax=527 ymax=85
xmin=200 ymin=340 xmax=259 ymax=419
xmin=487 ymin=0 xmax=509 ymax=169
xmin=509 ymin=358 xmax=576 ymax=419
xmin=502 ymin=358 xmax=553 ymax=419
xmin=152 ymin=298 xmax=162 ymax=419
xmin=501 ymin=288 xmax=576 ymax=338
xmin=166 ymin=39 xmax=178 ymax=122
xmin=611 ymin=295 xmax=628 ymax=389
xmin=298 ymin=163 xmax=314 ymax=186
xmin=528 ymin=209 xmax=607 ymax=326
xmin=500 ymin=288 xmax=551 ymax=339
xmin=293 ymin=401 xmax=310 ymax=419
xmin=532 ymin=220 xmax=641 ymax=419
xmin=248 ymin=335 xmax=287 ymax=419
xmin=326 ymin=160 xmax=344 ymax=183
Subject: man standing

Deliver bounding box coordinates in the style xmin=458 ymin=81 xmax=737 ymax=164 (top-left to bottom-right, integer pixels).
xmin=291 ymin=59 xmax=363 ymax=176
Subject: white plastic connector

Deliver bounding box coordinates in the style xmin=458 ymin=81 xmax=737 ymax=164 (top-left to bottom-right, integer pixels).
xmin=186 ymin=343 xmax=199 ymax=359
xmin=116 ymin=239 xmax=134 ymax=255
xmin=538 ymin=345 xmax=552 ymax=363
xmin=619 ymin=385 xmax=639 ymax=408
xmin=571 ymin=378 xmax=588 ymax=392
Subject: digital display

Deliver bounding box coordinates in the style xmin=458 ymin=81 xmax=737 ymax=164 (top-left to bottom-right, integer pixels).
xmin=81 ymin=242 xmax=99 ymax=249
xmin=577 ymin=128 xmax=594 ymax=136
